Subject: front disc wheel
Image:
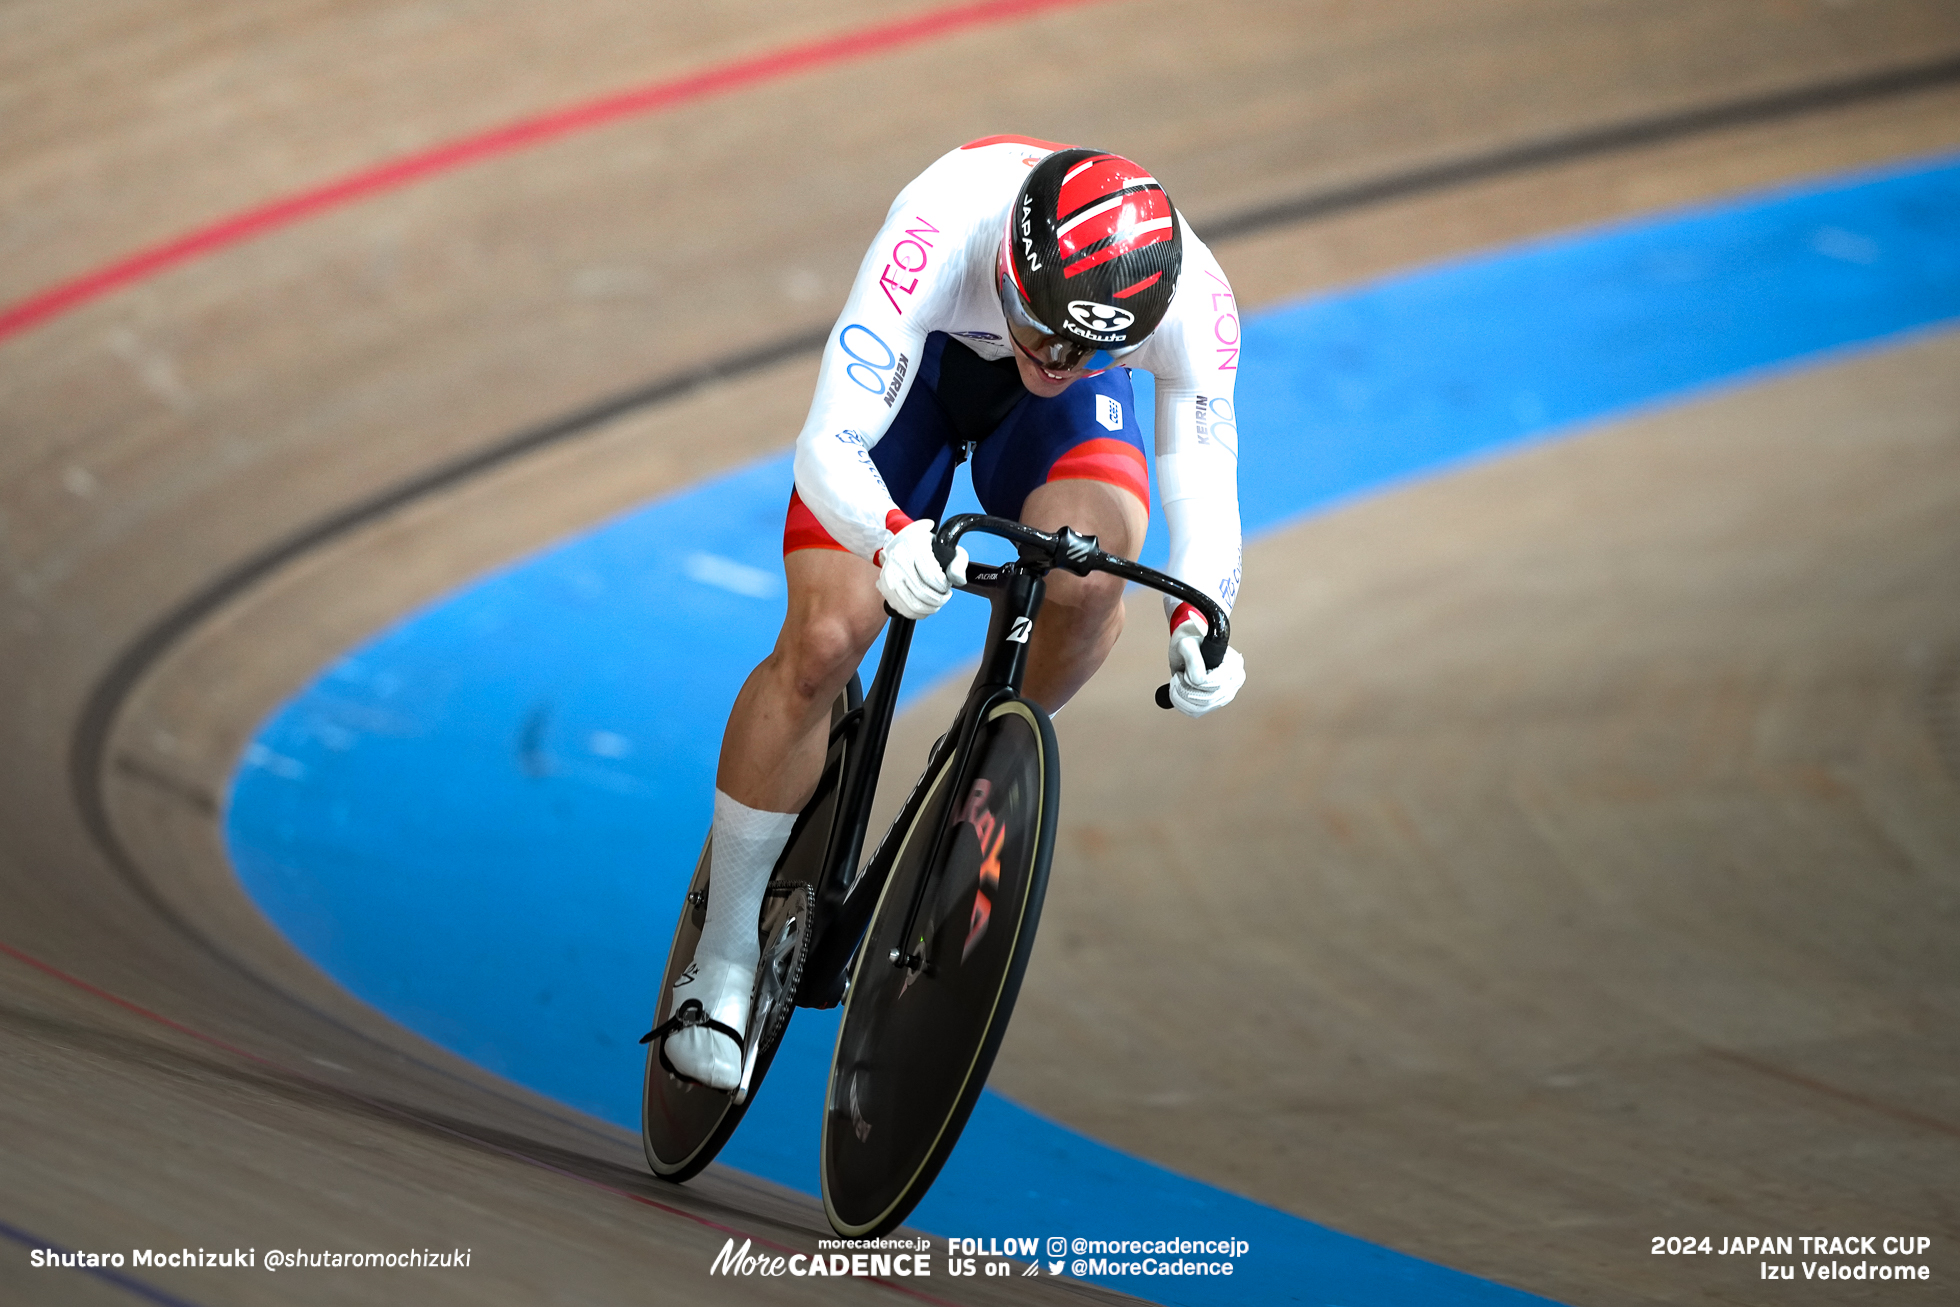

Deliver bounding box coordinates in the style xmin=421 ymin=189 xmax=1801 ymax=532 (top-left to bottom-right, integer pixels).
xmin=820 ymin=696 xmax=1058 ymax=1236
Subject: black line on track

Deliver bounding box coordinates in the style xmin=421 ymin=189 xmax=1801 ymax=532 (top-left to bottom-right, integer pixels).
xmin=1928 ymin=651 xmax=1960 ymax=787
xmin=63 ymin=51 xmax=1960 ymax=1146
xmin=1202 ymin=51 xmax=1960 ymax=241
xmin=71 ymin=322 xmax=829 ymax=871
xmin=61 ymin=330 xmax=827 ymax=1152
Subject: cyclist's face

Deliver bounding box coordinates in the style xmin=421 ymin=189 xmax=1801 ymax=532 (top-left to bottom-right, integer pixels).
xmin=997 ymin=251 xmax=1141 ymax=396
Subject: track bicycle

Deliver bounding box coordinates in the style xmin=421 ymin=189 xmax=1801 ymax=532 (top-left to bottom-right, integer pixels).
xmin=641 ymin=513 xmax=1229 ymax=1235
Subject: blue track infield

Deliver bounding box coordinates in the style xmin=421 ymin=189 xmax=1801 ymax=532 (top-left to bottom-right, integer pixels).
xmin=226 ymin=154 xmax=1959 ymax=1305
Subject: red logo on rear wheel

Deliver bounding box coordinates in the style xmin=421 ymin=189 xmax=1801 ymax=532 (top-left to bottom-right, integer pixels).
xmin=955 ymin=781 xmax=1006 ymax=959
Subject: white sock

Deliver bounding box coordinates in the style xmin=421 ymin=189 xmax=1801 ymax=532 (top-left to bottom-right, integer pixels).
xmin=665 ymin=790 xmax=798 ymax=1090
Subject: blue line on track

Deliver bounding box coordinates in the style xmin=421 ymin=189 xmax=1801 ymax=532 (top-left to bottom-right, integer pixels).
xmin=226 ymin=154 xmax=1959 ymax=1306
xmin=0 ymin=1219 xmax=211 ymax=1307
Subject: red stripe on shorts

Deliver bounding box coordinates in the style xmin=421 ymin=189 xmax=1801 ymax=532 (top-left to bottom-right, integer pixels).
xmin=784 ymin=494 xmax=915 ymax=558
xmin=1045 ymin=438 xmax=1149 ymax=512
xmin=784 ymin=489 xmax=852 ymax=556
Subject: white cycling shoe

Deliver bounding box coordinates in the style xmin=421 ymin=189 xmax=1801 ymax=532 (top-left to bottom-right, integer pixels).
xmin=662 ymin=954 xmax=754 ymax=1091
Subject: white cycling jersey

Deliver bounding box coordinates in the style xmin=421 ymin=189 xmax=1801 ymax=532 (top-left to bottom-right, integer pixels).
xmin=792 ymin=136 xmax=1244 ymax=621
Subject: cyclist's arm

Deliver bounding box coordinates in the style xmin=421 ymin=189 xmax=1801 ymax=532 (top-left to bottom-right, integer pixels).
xmin=791 ymin=193 xmax=964 ymax=561
xmin=1138 ymin=234 xmax=1243 ymax=625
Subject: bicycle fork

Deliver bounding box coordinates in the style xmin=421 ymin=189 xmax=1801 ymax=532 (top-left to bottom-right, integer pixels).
xmin=889 ymin=563 xmax=1046 ymax=976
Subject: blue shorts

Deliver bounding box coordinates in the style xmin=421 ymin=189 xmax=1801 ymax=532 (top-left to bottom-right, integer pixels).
xmin=785 ymin=332 xmax=1148 ymax=554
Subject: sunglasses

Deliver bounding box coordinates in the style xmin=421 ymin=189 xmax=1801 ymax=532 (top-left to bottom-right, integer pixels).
xmin=997 ymin=267 xmax=1146 ymax=377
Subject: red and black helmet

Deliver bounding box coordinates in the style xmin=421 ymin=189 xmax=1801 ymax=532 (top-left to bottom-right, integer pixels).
xmin=999 ymin=147 xmax=1183 ymax=374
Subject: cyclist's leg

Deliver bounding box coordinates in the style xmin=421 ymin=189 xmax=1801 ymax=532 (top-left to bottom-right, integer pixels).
xmin=1018 ymin=478 xmax=1146 ymax=710
xmin=969 ymin=369 xmax=1149 ymax=712
xmin=668 ymin=550 xmax=884 ymax=1088
xmin=669 ymin=339 xmax=962 ymax=1088
xmin=726 ymin=332 xmax=966 ymax=808
xmin=718 ymin=546 xmax=888 ymax=812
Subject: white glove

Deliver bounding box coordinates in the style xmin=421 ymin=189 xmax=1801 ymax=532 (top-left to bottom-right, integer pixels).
xmin=876 ymin=518 xmax=968 ymax=619
xmin=1168 ymin=615 xmax=1245 ymax=717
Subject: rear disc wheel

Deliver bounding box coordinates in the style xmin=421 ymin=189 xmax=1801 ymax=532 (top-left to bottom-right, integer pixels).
xmin=641 ymin=681 xmax=858 ymax=1181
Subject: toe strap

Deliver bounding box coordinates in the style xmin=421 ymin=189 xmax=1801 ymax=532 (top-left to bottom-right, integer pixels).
xmin=641 ymin=998 xmax=745 ymax=1090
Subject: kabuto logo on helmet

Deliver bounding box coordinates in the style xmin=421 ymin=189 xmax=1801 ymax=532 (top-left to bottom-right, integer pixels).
xmin=1068 ymin=301 xmax=1134 ymax=334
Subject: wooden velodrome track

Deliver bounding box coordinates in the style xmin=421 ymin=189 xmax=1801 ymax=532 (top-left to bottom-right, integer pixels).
xmin=5 ymin=2 xmax=1959 ymax=1303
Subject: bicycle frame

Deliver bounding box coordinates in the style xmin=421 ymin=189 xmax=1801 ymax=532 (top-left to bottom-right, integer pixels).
xmin=795 ymin=514 xmax=1228 ymax=1008
xmin=796 ymin=565 xmax=1026 ymax=1006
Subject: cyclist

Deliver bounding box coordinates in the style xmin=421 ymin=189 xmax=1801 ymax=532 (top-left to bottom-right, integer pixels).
xmin=667 ymin=137 xmax=1247 ymax=1089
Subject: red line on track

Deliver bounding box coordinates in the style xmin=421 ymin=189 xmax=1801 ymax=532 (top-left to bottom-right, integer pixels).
xmin=0 ymin=0 xmax=1108 ymax=345
xmin=0 ymin=938 xmax=962 ymax=1305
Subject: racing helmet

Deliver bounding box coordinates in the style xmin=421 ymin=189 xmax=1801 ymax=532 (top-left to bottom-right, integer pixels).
xmin=999 ymin=147 xmax=1183 ymax=374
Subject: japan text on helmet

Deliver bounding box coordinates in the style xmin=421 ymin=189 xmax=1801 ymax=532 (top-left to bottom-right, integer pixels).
xmin=999 ymin=147 xmax=1183 ymax=373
